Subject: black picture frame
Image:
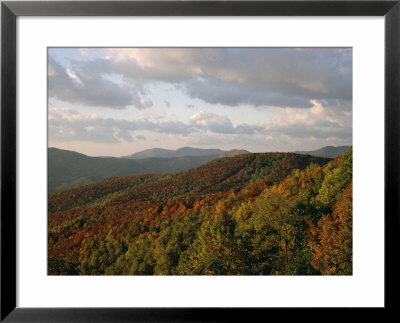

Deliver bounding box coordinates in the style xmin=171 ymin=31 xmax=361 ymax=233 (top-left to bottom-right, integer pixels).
xmin=1 ymin=1 xmax=399 ymax=321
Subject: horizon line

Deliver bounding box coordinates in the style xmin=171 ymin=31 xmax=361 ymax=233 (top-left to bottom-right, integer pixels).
xmin=48 ymin=144 xmax=352 ymax=158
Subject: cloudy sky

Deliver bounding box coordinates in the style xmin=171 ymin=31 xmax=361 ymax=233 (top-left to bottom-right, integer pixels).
xmin=48 ymin=48 xmax=352 ymax=157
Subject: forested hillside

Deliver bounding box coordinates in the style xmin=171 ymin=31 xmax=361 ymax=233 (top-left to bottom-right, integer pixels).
xmin=49 ymin=147 xmax=249 ymax=192
xmin=48 ymin=149 xmax=352 ymax=275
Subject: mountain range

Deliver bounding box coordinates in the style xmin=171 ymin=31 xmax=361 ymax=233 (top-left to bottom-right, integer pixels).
xmin=49 ymin=145 xmax=350 ymax=192
xmin=294 ymin=145 xmax=351 ymax=158
xmin=48 ymin=147 xmax=248 ymax=192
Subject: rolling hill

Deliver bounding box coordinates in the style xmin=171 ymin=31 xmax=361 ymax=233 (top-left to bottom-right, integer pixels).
xmin=48 ymin=145 xmax=345 ymax=193
xmin=294 ymin=145 xmax=351 ymax=158
xmin=48 ymin=147 xmax=248 ymax=192
xmin=48 ymin=152 xmax=331 ymax=213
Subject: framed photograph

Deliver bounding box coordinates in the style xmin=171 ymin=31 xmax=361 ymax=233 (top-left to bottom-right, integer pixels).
xmin=1 ymin=0 xmax=399 ymax=321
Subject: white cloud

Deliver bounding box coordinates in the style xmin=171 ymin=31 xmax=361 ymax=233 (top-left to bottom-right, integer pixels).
xmin=66 ymin=68 xmax=82 ymax=84
xmin=190 ymin=110 xmax=235 ymax=134
xmin=258 ymin=100 xmax=352 ymax=140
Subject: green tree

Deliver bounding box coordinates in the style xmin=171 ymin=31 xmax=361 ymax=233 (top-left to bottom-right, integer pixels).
xmin=252 ymin=193 xmax=293 ymax=273
xmin=175 ymin=214 xmax=244 ymax=275
xmin=318 ymin=147 xmax=352 ymax=208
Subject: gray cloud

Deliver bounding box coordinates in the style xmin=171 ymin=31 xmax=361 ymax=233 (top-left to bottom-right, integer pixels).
xmin=48 ymin=108 xmax=193 ymax=143
xmin=50 ymin=48 xmax=352 ymax=110
xmin=236 ymin=123 xmax=255 ymax=135
xmin=105 ymin=48 xmax=352 ymax=103
xmin=183 ymin=48 xmax=352 ymax=108
xmin=183 ymin=77 xmax=313 ymax=108
xmin=48 ymin=57 xmax=152 ymax=109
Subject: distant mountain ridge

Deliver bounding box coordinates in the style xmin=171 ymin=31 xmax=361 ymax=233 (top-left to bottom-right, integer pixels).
xmin=121 ymin=147 xmax=248 ymax=159
xmin=294 ymin=145 xmax=351 ymax=159
xmin=48 ymin=145 xmax=348 ymax=193
xmin=48 ymin=147 xmax=249 ymax=192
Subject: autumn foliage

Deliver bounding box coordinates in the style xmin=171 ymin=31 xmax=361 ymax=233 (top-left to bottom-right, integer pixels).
xmin=48 ymin=150 xmax=352 ymax=275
